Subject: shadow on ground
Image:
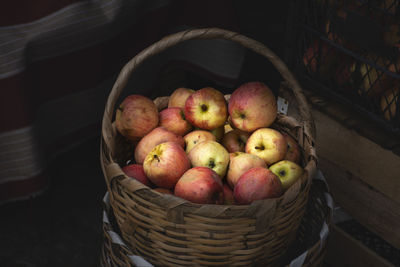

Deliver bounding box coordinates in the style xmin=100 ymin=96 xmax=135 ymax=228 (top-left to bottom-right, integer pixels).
xmin=0 ymin=136 xmax=106 ymax=267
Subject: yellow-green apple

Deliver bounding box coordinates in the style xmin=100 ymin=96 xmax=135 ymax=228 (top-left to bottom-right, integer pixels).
xmin=357 ymin=62 xmax=386 ymax=98
xmin=184 ymin=87 xmax=228 ymax=130
xmin=226 ymin=152 xmax=267 ymax=189
xmin=269 ymin=160 xmax=304 ymax=191
xmin=223 ymin=183 xmax=235 ymax=205
xmin=174 ymin=167 xmax=224 ymax=204
xmin=122 ymin=164 xmax=153 ymax=187
xmin=282 ymin=133 xmax=301 ymax=164
xmin=168 ymin=87 xmax=195 ymax=109
xmin=245 ymin=128 xmax=287 ymax=165
xmin=143 ymin=142 xmax=190 ymax=189
xmin=188 ymin=140 xmax=229 ymax=177
xmin=355 ymin=55 xmax=398 ymax=98
xmin=154 ymin=188 xmax=173 ymax=194
xmin=335 ymin=57 xmax=387 ymax=97
xmin=228 ymin=82 xmax=277 ymax=132
xmin=221 ymin=129 xmax=251 ymax=153
xmin=115 ymin=95 xmax=159 ymax=141
xmin=159 ymin=107 xmax=193 ymax=136
xmin=380 ymin=87 xmax=399 ymax=121
xmin=183 ymin=130 xmax=216 ymax=153
xmin=134 ymin=127 xmax=184 ymax=164
xmin=234 ymin=167 xmax=283 ymax=204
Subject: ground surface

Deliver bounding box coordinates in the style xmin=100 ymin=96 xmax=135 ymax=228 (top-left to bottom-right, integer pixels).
xmin=0 ymin=136 xmax=106 ymax=267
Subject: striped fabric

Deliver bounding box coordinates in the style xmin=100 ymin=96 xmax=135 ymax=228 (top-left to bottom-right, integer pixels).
xmin=0 ymin=0 xmax=245 ymax=203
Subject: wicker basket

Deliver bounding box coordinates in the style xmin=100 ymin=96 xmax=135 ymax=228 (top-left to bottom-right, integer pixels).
xmin=100 ymin=171 xmax=332 ymax=267
xmin=100 ymin=28 xmax=317 ymax=266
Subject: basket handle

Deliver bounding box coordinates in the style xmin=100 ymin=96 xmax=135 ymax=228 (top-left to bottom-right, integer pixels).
xmin=102 ymin=27 xmax=315 ymax=159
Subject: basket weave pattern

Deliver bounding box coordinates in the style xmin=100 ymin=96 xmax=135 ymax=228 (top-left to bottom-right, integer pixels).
xmin=101 ymin=28 xmax=317 ymax=266
xmin=100 ymin=176 xmax=331 ymax=267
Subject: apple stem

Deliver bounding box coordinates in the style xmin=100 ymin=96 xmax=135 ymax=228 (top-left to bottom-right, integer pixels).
xmin=209 ymin=160 xmax=216 ymax=169
xmin=153 ymin=154 xmax=160 ymax=162
xmin=255 ymin=145 xmax=265 ymax=150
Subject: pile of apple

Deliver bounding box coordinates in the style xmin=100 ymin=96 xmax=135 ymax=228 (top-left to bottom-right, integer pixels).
xmin=115 ymin=82 xmax=304 ymax=205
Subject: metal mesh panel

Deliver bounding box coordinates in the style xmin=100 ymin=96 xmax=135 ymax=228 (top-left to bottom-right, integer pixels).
xmin=296 ymin=0 xmax=400 ymax=132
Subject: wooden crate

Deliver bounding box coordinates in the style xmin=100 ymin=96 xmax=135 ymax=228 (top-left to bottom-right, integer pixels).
xmin=325 ymin=224 xmax=395 ymax=267
xmin=280 ymin=86 xmax=400 ymax=266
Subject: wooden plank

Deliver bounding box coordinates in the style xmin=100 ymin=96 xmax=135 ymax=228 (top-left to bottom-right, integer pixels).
xmin=312 ymin=108 xmax=400 ymax=204
xmin=319 ymin=157 xmax=400 ymax=249
xmin=325 ymin=224 xmax=395 ymax=267
xmin=302 ymin=85 xmax=400 ymax=153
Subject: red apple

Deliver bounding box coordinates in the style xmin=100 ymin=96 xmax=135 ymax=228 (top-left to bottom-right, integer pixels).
xmin=159 ymin=107 xmax=193 ymax=136
xmin=188 ymin=140 xmax=230 ymax=177
xmin=282 ymin=133 xmax=301 ymax=164
xmin=115 ymin=95 xmax=159 ymax=140
xmin=134 ymin=127 xmax=184 ymax=164
xmin=122 ymin=164 xmax=152 ymax=187
xmin=335 ymin=58 xmax=356 ymax=92
xmin=183 ymin=130 xmax=216 ymax=153
xmin=221 ymin=129 xmax=251 ymax=153
xmin=245 ymin=128 xmax=287 ymax=165
xmin=184 ymin=87 xmax=228 ymax=130
xmin=226 ymin=153 xmax=267 ymax=189
xmin=303 ymin=41 xmax=338 ymax=79
xmin=234 ymin=167 xmax=283 ymax=205
xmin=353 ymin=55 xmax=398 ymax=98
xmin=229 ymin=151 xmax=244 ymax=162
xmin=168 ymin=87 xmax=195 ymax=109
xmin=143 ymin=142 xmax=190 ymax=189
xmin=228 ymin=82 xmax=277 ymax=132
xmin=174 ymin=167 xmax=224 ymax=204
xmin=223 ymin=183 xmax=235 ymax=205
